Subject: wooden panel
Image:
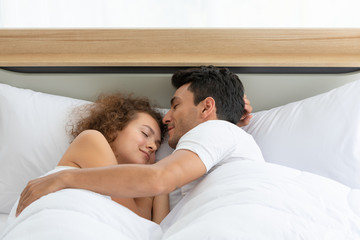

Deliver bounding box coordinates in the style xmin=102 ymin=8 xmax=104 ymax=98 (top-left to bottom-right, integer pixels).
xmin=0 ymin=29 xmax=359 ymax=67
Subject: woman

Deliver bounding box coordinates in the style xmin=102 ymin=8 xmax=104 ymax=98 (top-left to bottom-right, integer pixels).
xmin=53 ymin=93 xmax=169 ymax=224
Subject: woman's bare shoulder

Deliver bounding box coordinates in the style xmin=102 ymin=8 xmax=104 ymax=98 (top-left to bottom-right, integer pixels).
xmin=76 ymin=129 xmax=107 ymax=141
xmin=58 ymin=129 xmax=117 ymax=168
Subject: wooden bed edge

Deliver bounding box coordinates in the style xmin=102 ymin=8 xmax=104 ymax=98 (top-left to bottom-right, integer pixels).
xmin=1 ymin=28 xmax=360 ymax=67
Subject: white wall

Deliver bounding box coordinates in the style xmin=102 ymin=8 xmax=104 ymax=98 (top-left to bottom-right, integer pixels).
xmin=1 ymin=0 xmax=360 ymax=28
xmin=1 ymin=68 xmax=359 ymax=111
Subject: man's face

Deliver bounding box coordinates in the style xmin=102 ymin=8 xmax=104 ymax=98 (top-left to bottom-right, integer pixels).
xmin=163 ymin=83 xmax=203 ymax=148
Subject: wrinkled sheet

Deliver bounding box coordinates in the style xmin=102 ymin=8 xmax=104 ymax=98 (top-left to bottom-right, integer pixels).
xmin=2 ymin=160 xmax=360 ymax=240
xmin=161 ymin=161 xmax=360 ymax=239
xmin=1 ymin=189 xmax=162 ymax=240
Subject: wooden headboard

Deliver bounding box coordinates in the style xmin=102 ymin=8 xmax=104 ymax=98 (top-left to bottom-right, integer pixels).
xmin=1 ymin=29 xmax=360 ymax=67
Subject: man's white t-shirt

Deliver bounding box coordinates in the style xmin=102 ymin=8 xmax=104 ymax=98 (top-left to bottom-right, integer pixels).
xmin=174 ymin=120 xmax=264 ymax=198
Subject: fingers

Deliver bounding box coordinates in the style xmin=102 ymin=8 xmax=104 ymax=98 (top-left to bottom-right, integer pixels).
xmin=16 ymin=180 xmax=37 ymax=216
xmin=237 ymin=94 xmax=253 ymax=127
xmin=244 ymin=94 xmax=249 ymax=103
xmin=16 ymin=172 xmax=66 ymax=216
xmin=237 ymin=114 xmax=253 ymax=127
xmin=17 ymin=184 xmax=30 ymax=216
xmin=243 ymin=94 xmax=253 ymax=116
xmin=16 ymin=178 xmax=44 ymax=216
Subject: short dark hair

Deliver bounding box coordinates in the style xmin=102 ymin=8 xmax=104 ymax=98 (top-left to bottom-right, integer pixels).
xmin=171 ymin=66 xmax=245 ymax=123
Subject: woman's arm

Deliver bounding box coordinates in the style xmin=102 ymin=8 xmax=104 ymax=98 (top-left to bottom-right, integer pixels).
xmin=152 ymin=194 xmax=170 ymax=224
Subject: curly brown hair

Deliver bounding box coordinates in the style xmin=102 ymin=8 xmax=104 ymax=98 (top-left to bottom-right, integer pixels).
xmin=68 ymin=93 xmax=166 ymax=144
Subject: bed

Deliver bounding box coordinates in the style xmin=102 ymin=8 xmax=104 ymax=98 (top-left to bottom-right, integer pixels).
xmin=1 ymin=29 xmax=360 ymax=239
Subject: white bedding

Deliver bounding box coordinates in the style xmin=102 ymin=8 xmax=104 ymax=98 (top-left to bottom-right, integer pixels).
xmin=0 ymin=214 xmax=8 ymax=235
xmin=1 ymin=189 xmax=162 ymax=240
xmin=161 ymin=161 xmax=360 ymax=239
xmin=2 ymin=161 xmax=359 ymax=239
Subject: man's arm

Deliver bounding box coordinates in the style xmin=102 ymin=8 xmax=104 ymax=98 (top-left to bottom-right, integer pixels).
xmin=16 ymin=149 xmax=206 ymax=216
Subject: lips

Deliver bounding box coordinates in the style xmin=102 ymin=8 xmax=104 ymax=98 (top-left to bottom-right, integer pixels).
xmin=167 ymin=126 xmax=174 ymax=132
xmin=140 ymin=150 xmax=150 ymax=161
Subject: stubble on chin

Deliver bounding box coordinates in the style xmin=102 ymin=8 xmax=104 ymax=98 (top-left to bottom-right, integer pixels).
xmin=167 ymin=137 xmax=178 ymax=149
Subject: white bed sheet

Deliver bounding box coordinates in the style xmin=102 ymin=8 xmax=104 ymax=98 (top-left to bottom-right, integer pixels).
xmin=1 ymin=161 xmax=360 ymax=239
xmin=161 ymin=161 xmax=360 ymax=239
xmin=0 ymin=214 xmax=8 ymax=235
xmin=1 ymin=189 xmax=162 ymax=240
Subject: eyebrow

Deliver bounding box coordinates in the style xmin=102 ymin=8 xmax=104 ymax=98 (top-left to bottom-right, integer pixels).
xmin=170 ymin=96 xmax=180 ymax=106
xmin=142 ymin=125 xmax=161 ymax=147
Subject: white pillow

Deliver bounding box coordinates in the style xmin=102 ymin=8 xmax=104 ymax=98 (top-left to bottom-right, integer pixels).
xmin=0 ymin=83 xmax=89 ymax=214
xmin=242 ymin=79 xmax=360 ymax=189
xmin=0 ymin=83 xmax=173 ymax=214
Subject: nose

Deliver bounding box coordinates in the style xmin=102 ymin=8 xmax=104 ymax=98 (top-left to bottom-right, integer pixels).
xmin=162 ymin=110 xmax=171 ymax=125
xmin=147 ymin=140 xmax=157 ymax=152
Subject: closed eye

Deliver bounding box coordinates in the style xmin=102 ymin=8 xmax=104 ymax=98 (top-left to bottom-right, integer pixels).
xmin=173 ymin=104 xmax=179 ymax=110
xmin=141 ymin=131 xmax=149 ymax=137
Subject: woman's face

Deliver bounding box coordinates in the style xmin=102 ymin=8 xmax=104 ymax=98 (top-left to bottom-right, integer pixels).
xmin=111 ymin=112 xmax=162 ymax=165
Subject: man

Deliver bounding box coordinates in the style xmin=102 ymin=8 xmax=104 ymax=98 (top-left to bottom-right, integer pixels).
xmin=16 ymin=66 xmax=261 ymax=216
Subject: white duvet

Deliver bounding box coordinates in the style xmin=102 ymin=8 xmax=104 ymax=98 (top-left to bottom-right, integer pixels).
xmin=1 ymin=189 xmax=162 ymax=240
xmin=161 ymin=161 xmax=360 ymax=239
xmin=2 ymin=161 xmax=360 ymax=239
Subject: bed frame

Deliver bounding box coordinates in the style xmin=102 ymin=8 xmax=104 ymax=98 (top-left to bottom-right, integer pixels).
xmin=1 ymin=29 xmax=360 ymax=67
xmin=1 ymin=28 xmax=360 ymax=110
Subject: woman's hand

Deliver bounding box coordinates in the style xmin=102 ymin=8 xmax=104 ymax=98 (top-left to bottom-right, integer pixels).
xmin=237 ymin=94 xmax=253 ymax=127
xmin=16 ymin=171 xmax=68 ymax=217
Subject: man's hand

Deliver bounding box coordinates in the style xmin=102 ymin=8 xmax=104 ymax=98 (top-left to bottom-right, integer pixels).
xmin=237 ymin=94 xmax=253 ymax=127
xmin=16 ymin=171 xmax=67 ymax=217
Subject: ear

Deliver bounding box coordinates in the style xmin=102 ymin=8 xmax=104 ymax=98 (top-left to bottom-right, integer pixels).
xmin=200 ymin=97 xmax=216 ymax=119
